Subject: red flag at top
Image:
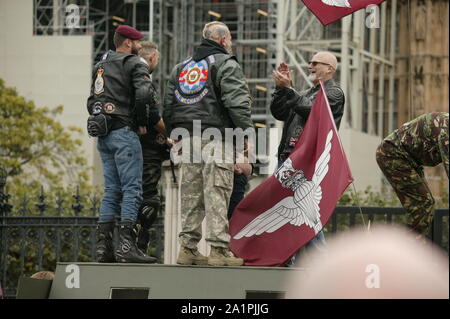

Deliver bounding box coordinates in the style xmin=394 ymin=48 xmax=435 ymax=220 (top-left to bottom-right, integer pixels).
xmin=229 ymin=82 xmax=353 ymax=266
xmin=301 ymin=0 xmax=386 ymax=26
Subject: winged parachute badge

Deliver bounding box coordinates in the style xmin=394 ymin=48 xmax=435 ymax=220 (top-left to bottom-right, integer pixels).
xmin=321 ymin=0 xmax=351 ymax=7
xmin=233 ymin=130 xmax=333 ymax=239
xmin=94 ymin=68 xmax=105 ymax=95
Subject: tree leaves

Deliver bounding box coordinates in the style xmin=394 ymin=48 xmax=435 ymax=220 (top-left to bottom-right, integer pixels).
xmin=0 ymin=78 xmax=91 ymax=190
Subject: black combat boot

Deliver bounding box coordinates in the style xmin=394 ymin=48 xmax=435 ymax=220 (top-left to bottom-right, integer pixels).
xmin=136 ymin=198 xmax=160 ymax=253
xmin=116 ymin=221 xmax=157 ymax=263
xmin=96 ymin=221 xmax=116 ymax=263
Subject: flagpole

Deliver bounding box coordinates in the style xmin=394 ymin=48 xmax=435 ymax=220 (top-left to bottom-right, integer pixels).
xmin=407 ymin=0 xmax=414 ymax=121
xmin=351 ymin=182 xmax=367 ymax=230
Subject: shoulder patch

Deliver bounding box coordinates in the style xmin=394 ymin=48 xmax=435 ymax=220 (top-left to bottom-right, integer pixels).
xmin=94 ymin=68 xmax=105 ymax=95
xmin=208 ymin=55 xmax=216 ymax=64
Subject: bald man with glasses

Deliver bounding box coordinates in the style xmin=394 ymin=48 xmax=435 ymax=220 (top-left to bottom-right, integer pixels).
xmin=270 ymin=51 xmax=345 ymax=266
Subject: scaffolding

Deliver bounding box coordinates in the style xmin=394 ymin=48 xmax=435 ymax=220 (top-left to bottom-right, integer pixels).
xmin=272 ymin=0 xmax=398 ymax=137
xmin=149 ymin=0 xmax=398 ymax=137
xmin=33 ymin=0 xmax=398 ymax=137
xmin=34 ymin=0 xmax=110 ymax=64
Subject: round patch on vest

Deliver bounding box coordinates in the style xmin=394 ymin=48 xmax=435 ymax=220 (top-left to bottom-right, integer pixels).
xmin=104 ymin=102 xmax=116 ymax=114
xmin=178 ymin=59 xmax=209 ymax=95
xmin=156 ymin=133 xmax=166 ymax=145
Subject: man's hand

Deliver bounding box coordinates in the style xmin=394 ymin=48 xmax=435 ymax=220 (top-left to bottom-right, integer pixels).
xmin=137 ymin=126 xmax=147 ymax=135
xmin=234 ymin=163 xmax=252 ymax=177
xmin=277 ymin=61 xmax=289 ymax=74
xmin=273 ymin=61 xmax=294 ymax=87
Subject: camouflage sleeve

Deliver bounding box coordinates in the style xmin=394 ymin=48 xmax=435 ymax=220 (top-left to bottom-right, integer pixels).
xmin=217 ymin=58 xmax=253 ymax=130
xmin=439 ymin=127 xmax=449 ymax=178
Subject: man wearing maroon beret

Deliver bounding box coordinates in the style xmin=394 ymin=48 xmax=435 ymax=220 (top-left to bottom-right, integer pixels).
xmin=87 ymin=25 xmax=159 ymax=264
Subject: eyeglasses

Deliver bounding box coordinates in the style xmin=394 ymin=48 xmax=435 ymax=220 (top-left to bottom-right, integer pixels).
xmin=308 ymin=61 xmax=333 ymax=67
xmin=308 ymin=61 xmax=332 ymax=67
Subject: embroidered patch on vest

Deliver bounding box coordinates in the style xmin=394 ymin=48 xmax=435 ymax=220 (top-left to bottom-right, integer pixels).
xmin=178 ymin=59 xmax=209 ymax=95
xmin=175 ymin=88 xmax=209 ymax=105
xmin=92 ymin=102 xmax=103 ymax=115
xmin=94 ymin=68 xmax=105 ymax=95
xmin=156 ymin=133 xmax=166 ymax=145
xmin=104 ymin=102 xmax=116 ymax=114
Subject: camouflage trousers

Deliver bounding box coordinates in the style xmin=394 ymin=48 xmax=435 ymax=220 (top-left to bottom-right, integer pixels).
xmin=376 ymin=140 xmax=435 ymax=235
xmin=179 ymin=137 xmax=234 ymax=249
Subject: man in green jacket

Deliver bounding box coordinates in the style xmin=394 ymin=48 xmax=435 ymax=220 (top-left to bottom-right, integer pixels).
xmin=376 ymin=112 xmax=449 ymax=236
xmin=163 ymin=21 xmax=253 ymax=266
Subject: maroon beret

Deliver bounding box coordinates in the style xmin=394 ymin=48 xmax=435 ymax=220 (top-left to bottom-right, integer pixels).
xmin=115 ymin=25 xmax=143 ymax=40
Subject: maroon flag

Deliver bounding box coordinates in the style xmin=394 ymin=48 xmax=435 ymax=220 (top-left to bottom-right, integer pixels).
xmin=229 ymin=82 xmax=353 ymax=266
xmin=301 ymin=0 xmax=386 ymax=26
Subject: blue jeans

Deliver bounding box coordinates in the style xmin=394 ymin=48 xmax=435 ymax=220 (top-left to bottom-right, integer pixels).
xmin=277 ymin=160 xmax=327 ymax=266
xmin=97 ymin=127 xmax=143 ymax=222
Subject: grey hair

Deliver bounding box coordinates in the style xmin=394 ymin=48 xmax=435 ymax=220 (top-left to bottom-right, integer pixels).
xmin=202 ymin=21 xmax=230 ymax=40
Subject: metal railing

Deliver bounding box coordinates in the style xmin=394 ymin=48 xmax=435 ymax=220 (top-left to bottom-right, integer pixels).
xmin=0 ymin=182 xmax=448 ymax=298
xmin=329 ymin=206 xmax=449 ymax=250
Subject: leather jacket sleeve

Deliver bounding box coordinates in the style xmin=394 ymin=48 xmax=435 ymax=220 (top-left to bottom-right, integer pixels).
xmin=162 ymin=64 xmax=181 ymax=134
xmin=270 ymin=86 xmax=296 ymax=121
xmin=292 ymin=86 xmax=344 ymax=127
xmin=126 ymin=56 xmax=152 ymax=127
xmin=271 ymin=84 xmax=344 ymax=128
xmin=147 ymin=82 xmax=161 ymax=126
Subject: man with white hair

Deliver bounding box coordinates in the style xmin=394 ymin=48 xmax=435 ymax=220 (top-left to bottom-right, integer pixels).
xmin=163 ymin=21 xmax=253 ymax=267
xmin=270 ymin=51 xmax=345 ymax=266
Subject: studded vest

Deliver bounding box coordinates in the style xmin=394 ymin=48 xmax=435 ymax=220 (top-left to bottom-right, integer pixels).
xmin=87 ymin=50 xmax=135 ymax=117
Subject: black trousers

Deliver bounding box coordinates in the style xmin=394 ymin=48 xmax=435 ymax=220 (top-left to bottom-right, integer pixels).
xmin=227 ymin=173 xmax=248 ymax=220
xmin=141 ymin=143 xmax=164 ymax=202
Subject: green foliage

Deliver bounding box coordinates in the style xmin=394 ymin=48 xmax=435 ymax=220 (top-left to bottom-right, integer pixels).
xmin=338 ymin=185 xmax=402 ymax=207
xmin=0 ymin=78 xmax=91 ymax=190
xmin=339 ymin=183 xmax=449 ymax=208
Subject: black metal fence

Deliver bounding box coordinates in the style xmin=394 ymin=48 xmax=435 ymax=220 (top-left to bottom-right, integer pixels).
xmin=0 ymin=177 xmax=165 ymax=298
xmin=0 ymin=182 xmax=448 ymax=298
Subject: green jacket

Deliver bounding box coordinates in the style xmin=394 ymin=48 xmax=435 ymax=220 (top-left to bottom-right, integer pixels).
xmin=163 ymin=42 xmax=253 ymax=134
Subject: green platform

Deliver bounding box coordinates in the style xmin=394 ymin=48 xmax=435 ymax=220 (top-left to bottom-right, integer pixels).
xmin=49 ymin=262 xmax=305 ymax=299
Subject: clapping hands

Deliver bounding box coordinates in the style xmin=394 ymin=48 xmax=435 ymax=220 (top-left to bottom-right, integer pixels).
xmin=272 ymin=61 xmax=293 ymax=88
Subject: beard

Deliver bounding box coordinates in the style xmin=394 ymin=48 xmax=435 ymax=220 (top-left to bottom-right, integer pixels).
xmin=225 ymin=44 xmax=233 ymax=55
xmin=307 ymin=73 xmax=317 ymax=82
xmin=131 ymin=43 xmax=140 ymax=55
